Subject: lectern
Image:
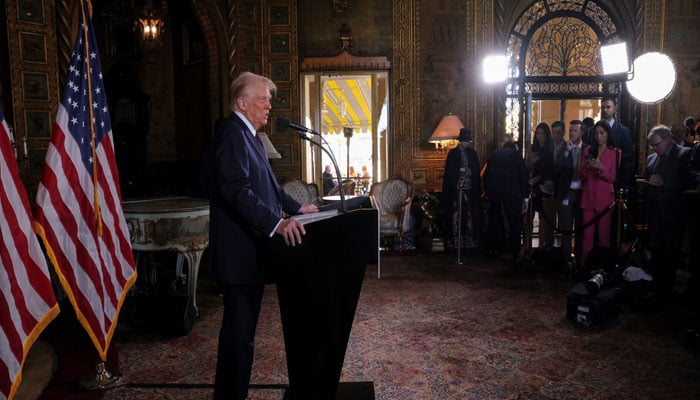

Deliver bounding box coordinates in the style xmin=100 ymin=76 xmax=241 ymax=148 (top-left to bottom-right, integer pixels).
xmin=261 ymin=208 xmax=378 ymax=400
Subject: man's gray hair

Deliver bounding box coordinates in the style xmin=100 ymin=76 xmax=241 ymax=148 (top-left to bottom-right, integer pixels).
xmin=648 ymin=124 xmax=671 ymax=140
xmin=229 ymin=72 xmax=276 ymax=111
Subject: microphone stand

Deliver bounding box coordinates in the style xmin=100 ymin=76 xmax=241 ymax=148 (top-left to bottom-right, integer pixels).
xmin=296 ymin=132 xmax=346 ymax=213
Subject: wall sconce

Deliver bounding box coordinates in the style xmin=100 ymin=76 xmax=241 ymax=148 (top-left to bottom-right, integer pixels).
xmin=132 ymin=0 xmax=167 ymax=47
xmin=258 ymin=132 xmax=281 ymax=159
xmin=428 ymin=114 xmax=463 ymax=150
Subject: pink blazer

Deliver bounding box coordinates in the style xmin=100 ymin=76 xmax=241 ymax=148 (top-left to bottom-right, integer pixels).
xmin=579 ymin=146 xmax=620 ymax=211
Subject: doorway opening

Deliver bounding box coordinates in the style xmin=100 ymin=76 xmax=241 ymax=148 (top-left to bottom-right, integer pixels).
xmin=301 ymin=72 xmax=389 ymax=195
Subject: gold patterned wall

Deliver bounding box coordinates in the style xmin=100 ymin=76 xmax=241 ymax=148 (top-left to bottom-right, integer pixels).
xmin=3 ymin=0 xmax=693 ymax=195
xmin=5 ymin=0 xmax=60 ymax=200
xmin=392 ymin=1 xmax=497 ymax=192
xmin=263 ymin=0 xmax=300 ymax=184
xmin=664 ymin=1 xmax=700 ymax=127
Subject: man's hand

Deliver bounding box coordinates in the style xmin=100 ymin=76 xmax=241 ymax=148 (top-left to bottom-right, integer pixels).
xmin=521 ymin=200 xmax=529 ymax=214
xmin=298 ymin=204 xmax=319 ymax=214
xmin=276 ymin=218 xmax=306 ymax=246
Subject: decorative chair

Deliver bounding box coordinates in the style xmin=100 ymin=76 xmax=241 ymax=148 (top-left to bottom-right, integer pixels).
xmin=327 ymin=180 xmax=356 ymax=196
xmin=282 ymin=179 xmax=315 ymax=206
xmin=306 ymin=182 xmax=322 ymax=206
xmin=370 ymin=178 xmax=415 ymax=251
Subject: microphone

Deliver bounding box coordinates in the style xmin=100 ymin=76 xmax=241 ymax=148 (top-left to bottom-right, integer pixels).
xmin=284 ymin=120 xmax=347 ymax=213
xmin=276 ymin=117 xmax=319 ymax=135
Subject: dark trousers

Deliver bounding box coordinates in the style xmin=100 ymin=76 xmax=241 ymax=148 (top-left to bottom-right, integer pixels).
xmin=488 ymin=196 xmax=522 ymax=261
xmin=558 ymin=189 xmax=582 ymax=264
xmin=648 ymin=200 xmax=685 ymax=295
xmin=214 ymin=283 xmax=265 ymax=400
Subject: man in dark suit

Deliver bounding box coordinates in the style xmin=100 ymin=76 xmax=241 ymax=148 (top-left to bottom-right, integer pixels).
xmin=602 ymin=97 xmax=634 ymax=189
xmin=442 ymin=127 xmax=482 ymax=252
xmin=483 ymin=136 xmax=529 ymax=267
xmin=551 ymin=120 xmax=588 ymax=270
xmin=643 ymin=125 xmax=692 ymax=297
xmin=206 ymin=72 xmax=318 ymax=400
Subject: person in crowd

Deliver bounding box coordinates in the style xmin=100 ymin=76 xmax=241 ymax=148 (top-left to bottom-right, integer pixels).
xmin=671 ymin=122 xmax=693 ymax=147
xmin=322 ymin=164 xmax=336 ymax=195
xmin=601 ymin=97 xmax=634 ymax=189
xmin=551 ymin=120 xmax=588 ymax=269
xmin=581 ymin=117 xmax=595 ymax=145
xmin=442 ymin=128 xmax=482 ymax=252
xmin=687 ymin=140 xmax=700 ymax=301
xmin=360 ymin=165 xmax=371 ymax=193
xmin=541 ymin=120 xmax=566 ymax=252
xmin=348 ymin=165 xmax=358 ymax=179
xmin=685 ymin=115 xmax=699 ymax=143
xmin=642 ymin=124 xmax=692 ymax=297
xmin=528 ymin=122 xmax=554 ymax=249
xmin=579 ymin=121 xmax=620 ymax=270
xmin=206 ymin=71 xmax=319 ymax=400
xmin=483 ymin=135 xmax=529 ymax=267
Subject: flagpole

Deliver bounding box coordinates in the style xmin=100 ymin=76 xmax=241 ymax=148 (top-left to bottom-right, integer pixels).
xmin=78 ymin=360 xmax=124 ymax=390
xmin=75 ymin=0 xmax=122 ymax=390
xmin=80 ymin=0 xmax=103 ymax=236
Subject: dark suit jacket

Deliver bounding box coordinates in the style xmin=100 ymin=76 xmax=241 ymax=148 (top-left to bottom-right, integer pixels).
xmin=483 ymin=145 xmax=528 ymax=203
xmin=442 ymin=145 xmax=481 ymax=208
xmin=552 ymin=143 xmax=589 ymax=200
xmin=643 ymin=142 xmax=692 ymax=215
xmin=206 ymin=112 xmax=301 ymax=284
xmin=610 ymin=121 xmax=634 ymax=165
xmin=689 ymin=142 xmax=700 ymax=187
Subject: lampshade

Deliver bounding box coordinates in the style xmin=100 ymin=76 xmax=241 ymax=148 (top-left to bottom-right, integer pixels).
xmin=258 ymin=132 xmax=281 ymax=159
xmin=428 ymin=114 xmax=464 ymax=143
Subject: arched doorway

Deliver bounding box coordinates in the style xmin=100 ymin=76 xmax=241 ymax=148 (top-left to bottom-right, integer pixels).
xmin=504 ymin=0 xmax=628 ymax=148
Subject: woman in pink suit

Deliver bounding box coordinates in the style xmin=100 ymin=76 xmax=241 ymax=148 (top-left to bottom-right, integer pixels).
xmin=579 ymin=121 xmax=621 ymax=270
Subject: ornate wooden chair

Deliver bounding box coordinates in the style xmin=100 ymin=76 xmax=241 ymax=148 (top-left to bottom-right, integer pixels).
xmin=327 ymin=180 xmax=356 ymax=196
xmin=370 ymin=178 xmax=415 ymax=251
xmin=306 ymin=182 xmax=322 ymax=206
xmin=282 ymin=179 xmax=315 ymax=206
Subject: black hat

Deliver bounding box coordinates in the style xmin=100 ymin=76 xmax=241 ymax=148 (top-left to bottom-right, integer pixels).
xmin=458 ymin=128 xmax=473 ymax=142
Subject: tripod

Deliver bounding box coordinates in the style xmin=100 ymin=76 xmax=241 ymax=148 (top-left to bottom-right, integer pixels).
xmin=522 ymin=183 xmax=535 ymax=262
xmin=614 ymin=187 xmax=635 ymax=256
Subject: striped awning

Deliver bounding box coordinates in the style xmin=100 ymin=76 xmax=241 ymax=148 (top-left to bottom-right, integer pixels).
xmin=321 ymin=76 xmax=372 ymax=134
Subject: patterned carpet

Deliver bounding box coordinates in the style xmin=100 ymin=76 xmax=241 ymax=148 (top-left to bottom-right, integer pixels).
xmin=38 ymin=252 xmax=700 ymax=400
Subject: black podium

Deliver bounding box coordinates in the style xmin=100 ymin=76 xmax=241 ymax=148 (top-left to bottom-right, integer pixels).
xmin=262 ymin=208 xmax=378 ymax=400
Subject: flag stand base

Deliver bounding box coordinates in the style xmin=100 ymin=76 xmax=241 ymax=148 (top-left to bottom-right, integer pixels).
xmin=78 ymin=361 xmax=123 ymax=390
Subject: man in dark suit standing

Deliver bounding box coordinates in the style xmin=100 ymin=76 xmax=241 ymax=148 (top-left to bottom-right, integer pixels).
xmin=602 ymin=97 xmax=634 ymax=189
xmin=442 ymin=128 xmax=482 ymax=252
xmin=484 ymin=136 xmax=529 ymax=267
xmin=207 ymin=72 xmax=318 ymax=400
xmin=643 ymin=125 xmax=692 ymax=297
xmin=551 ymin=120 xmax=588 ymax=270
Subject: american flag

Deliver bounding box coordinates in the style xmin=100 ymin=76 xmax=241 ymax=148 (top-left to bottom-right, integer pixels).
xmin=33 ymin=0 xmax=136 ymax=362
xmin=1 ymin=106 xmax=59 ymax=400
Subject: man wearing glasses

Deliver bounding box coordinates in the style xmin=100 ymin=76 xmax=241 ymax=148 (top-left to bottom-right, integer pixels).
xmin=643 ymin=125 xmax=692 ymax=299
